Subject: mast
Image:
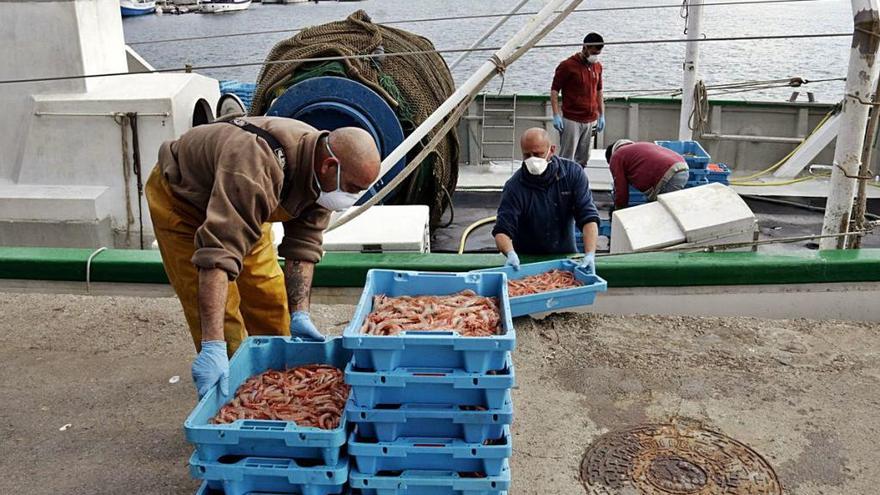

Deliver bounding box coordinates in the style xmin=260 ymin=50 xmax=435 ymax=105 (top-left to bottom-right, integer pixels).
xmin=820 ymin=0 xmax=880 ymax=249
xmin=678 ymin=0 xmax=704 ymax=141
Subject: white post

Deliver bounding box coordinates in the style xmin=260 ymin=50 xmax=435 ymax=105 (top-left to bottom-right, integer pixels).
xmin=678 ymin=0 xmax=704 ymax=141
xmin=820 ymin=0 xmax=880 ymax=249
xmin=449 ymin=0 xmax=530 ymax=70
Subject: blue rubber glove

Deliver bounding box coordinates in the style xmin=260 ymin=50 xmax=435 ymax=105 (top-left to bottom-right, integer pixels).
xmin=504 ymin=251 xmax=521 ymax=271
xmin=552 ymin=114 xmax=564 ymax=133
xmin=290 ymin=311 xmax=325 ymax=341
xmin=579 ymin=252 xmax=596 ymax=273
xmin=192 ymin=340 xmax=229 ymax=399
xmin=595 ymin=114 xmax=606 ymax=133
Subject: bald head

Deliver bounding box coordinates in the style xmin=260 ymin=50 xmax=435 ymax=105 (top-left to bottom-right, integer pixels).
xmin=520 ymin=127 xmax=554 ymax=160
xmin=315 ymin=127 xmax=381 ymax=194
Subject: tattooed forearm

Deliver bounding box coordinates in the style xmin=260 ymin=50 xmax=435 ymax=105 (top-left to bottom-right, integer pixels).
xmin=283 ymin=259 xmax=315 ymax=312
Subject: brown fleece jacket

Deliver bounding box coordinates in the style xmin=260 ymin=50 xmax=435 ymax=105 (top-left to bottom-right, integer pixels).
xmin=155 ymin=116 xmax=330 ymax=279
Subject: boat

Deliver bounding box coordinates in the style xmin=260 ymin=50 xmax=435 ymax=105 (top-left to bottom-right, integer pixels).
xmin=120 ymin=0 xmax=156 ymax=16
xmin=200 ymin=0 xmax=250 ymax=13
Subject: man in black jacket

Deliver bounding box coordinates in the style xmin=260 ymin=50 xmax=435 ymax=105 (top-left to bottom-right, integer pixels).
xmin=492 ymin=128 xmax=600 ymax=272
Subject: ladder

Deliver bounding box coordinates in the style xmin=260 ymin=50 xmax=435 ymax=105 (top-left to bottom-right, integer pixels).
xmin=479 ymin=93 xmax=517 ymax=164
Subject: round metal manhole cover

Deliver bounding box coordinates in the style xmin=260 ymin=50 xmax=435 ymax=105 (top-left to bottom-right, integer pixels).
xmin=580 ymin=422 xmax=781 ymax=495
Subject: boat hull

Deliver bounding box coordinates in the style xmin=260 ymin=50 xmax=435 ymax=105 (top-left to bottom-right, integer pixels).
xmin=200 ymin=0 xmax=250 ymax=12
xmin=120 ymin=4 xmax=155 ymax=16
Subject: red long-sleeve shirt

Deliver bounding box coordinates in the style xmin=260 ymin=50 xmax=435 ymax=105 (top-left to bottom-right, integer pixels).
xmin=551 ymin=54 xmax=603 ymax=123
xmin=610 ymin=143 xmax=686 ymax=208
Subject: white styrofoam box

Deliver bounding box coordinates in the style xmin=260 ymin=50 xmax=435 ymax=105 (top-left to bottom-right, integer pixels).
xmin=272 ymin=205 xmax=430 ymax=254
xmin=610 ymin=201 xmax=686 ymax=254
xmin=658 ymin=183 xmax=756 ymax=243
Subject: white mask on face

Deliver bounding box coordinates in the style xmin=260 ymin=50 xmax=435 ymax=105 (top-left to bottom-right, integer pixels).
xmin=315 ymin=139 xmax=361 ymax=212
xmin=586 ymin=54 xmax=599 ymax=64
xmin=523 ymin=150 xmax=551 ymax=175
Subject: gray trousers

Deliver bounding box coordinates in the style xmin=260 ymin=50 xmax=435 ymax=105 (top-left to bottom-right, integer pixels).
xmin=658 ymin=169 xmax=690 ymax=194
xmin=558 ymin=117 xmax=595 ymax=167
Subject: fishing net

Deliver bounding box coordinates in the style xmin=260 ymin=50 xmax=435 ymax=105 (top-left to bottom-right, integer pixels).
xmin=251 ymin=10 xmax=459 ymax=228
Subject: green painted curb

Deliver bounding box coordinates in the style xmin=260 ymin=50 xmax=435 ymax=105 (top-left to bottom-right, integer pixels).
xmin=1 ymin=247 xmax=879 ymax=288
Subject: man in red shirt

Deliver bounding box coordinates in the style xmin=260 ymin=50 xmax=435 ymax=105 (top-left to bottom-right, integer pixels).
xmin=605 ymin=139 xmax=690 ymax=209
xmin=550 ymin=32 xmax=605 ymax=167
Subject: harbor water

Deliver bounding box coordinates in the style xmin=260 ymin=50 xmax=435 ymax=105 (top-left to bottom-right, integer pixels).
xmin=123 ymin=0 xmax=852 ymax=102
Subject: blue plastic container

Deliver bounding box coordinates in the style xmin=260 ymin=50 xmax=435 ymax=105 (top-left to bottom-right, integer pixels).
xmin=194 ymin=481 xmax=219 ymax=495
xmin=473 ymin=259 xmax=607 ymax=318
xmin=346 ymin=400 xmax=513 ymax=443
xmin=190 ymin=453 xmax=348 ymax=495
xmin=706 ymin=163 xmax=732 ymax=185
xmin=349 ymin=426 xmax=511 ymax=476
xmin=350 ymin=462 xmax=511 ymax=495
xmin=184 ymin=337 xmax=351 ymax=465
xmin=345 ymin=358 xmax=514 ymax=409
xmin=655 ymin=140 xmax=711 ymax=168
xmin=342 ymin=270 xmax=515 ymax=373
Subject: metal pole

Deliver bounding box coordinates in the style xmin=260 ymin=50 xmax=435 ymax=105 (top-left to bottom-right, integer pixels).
xmin=850 ymin=79 xmax=880 ymax=248
xmin=449 ymin=0 xmax=530 ymax=70
xmin=820 ymin=0 xmax=880 ymax=249
xmin=678 ymin=0 xmax=704 ymax=141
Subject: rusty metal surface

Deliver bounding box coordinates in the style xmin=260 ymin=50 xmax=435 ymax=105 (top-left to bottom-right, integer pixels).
xmin=580 ymin=421 xmax=782 ymax=494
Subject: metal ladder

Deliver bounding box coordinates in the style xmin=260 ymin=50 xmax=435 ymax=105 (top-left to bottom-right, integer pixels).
xmin=479 ymin=93 xmax=517 ymax=164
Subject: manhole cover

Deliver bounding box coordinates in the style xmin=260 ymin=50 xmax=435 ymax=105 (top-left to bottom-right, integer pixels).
xmin=580 ymin=421 xmax=781 ymax=494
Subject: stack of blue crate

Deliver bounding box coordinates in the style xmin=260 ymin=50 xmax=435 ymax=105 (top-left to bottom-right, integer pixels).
xmin=184 ymin=337 xmax=351 ymax=495
xmin=343 ymin=270 xmax=516 ymax=495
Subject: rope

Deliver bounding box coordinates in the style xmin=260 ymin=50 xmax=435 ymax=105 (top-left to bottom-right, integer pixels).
xmin=251 ymin=10 xmax=459 ymax=228
xmin=113 ymin=113 xmax=136 ymax=246
xmin=128 ymin=0 xmax=825 ymax=45
xmin=728 ymin=108 xmax=837 ymax=183
xmin=1 ymin=32 xmax=854 ymax=86
xmin=688 ymin=80 xmax=709 ymax=135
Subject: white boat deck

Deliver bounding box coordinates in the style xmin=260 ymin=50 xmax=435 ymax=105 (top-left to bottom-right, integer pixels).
xmin=457 ymin=150 xmax=880 ymax=199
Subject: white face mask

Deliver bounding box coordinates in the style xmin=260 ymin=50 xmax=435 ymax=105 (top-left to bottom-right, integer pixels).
xmin=523 ymin=150 xmax=551 ymax=175
xmin=315 ymin=140 xmax=361 ymax=212
xmin=586 ymin=54 xmax=599 ymax=64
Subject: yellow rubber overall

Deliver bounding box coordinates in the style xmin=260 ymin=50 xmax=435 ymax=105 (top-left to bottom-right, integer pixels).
xmin=145 ymin=167 xmax=290 ymax=357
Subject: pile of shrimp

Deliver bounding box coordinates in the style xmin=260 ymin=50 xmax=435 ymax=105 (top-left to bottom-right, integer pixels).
xmin=360 ymin=289 xmax=501 ymax=337
xmin=507 ymin=269 xmax=583 ymax=297
xmin=211 ymin=364 xmax=349 ymax=429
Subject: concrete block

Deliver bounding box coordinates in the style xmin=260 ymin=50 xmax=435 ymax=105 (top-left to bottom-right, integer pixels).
xmin=0 ymin=217 xmax=113 ymax=248
xmin=658 ymin=183 xmax=756 ymax=243
xmin=0 ymin=185 xmax=111 ymax=221
xmin=610 ymin=201 xmax=686 ymax=254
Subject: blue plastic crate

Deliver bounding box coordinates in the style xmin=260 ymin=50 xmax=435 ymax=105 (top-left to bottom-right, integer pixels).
xmin=350 ymin=462 xmax=511 ymax=495
xmin=190 ymin=453 xmax=347 ymax=495
xmin=195 ymin=482 xmax=220 ymax=495
xmin=219 ymin=80 xmax=256 ymax=111
xmin=345 ymin=357 xmax=514 ymax=409
xmin=707 ymin=163 xmax=731 ymax=185
xmin=184 ymin=337 xmax=351 ymax=465
xmin=342 ymin=270 xmax=515 ymax=373
xmin=655 ymin=140 xmax=711 ymax=168
xmin=473 ymin=259 xmax=607 ymax=318
xmin=346 ymin=400 xmax=513 ymax=443
xmin=349 ymin=426 xmax=511 ymax=476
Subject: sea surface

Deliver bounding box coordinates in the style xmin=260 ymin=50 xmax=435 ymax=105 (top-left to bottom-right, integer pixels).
xmin=123 ymin=0 xmax=852 ymax=102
